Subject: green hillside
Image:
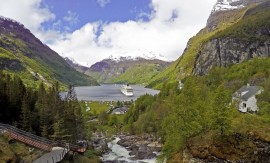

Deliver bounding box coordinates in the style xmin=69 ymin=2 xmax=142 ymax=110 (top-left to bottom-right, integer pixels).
xmin=0 ymin=17 xmax=98 ymax=88
xmin=124 ymin=57 xmax=270 ymax=161
xmin=108 ymin=63 xmax=167 ymax=84
xmin=147 ymin=2 xmax=267 ymax=89
xmin=86 ymin=58 xmax=170 ymax=85
xmin=123 ymin=1 xmax=270 ymax=161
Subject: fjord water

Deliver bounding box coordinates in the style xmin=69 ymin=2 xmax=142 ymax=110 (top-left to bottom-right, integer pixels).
xmin=72 ymin=84 xmax=160 ymax=101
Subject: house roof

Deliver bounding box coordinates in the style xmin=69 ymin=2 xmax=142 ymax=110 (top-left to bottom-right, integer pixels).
xmin=232 ymin=85 xmax=263 ymax=101
xmin=112 ymin=106 xmax=129 ymax=114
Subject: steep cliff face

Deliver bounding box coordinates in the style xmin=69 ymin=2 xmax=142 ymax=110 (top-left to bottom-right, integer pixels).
xmin=193 ymin=1 xmax=270 ymax=75
xmin=146 ymin=0 xmax=270 ymax=88
xmin=193 ymin=38 xmax=270 ymax=75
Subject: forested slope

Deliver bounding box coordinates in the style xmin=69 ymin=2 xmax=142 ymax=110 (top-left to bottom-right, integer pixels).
xmin=124 ymin=58 xmax=270 ymax=161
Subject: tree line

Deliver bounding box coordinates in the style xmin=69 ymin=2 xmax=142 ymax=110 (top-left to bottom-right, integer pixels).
xmin=0 ymin=72 xmax=84 ymax=142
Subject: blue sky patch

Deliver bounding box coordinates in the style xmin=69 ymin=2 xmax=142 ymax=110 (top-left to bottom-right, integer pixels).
xmin=42 ymin=0 xmax=152 ymax=32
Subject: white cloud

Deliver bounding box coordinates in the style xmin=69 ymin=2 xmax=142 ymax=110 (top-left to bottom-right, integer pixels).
xmin=63 ymin=11 xmax=79 ymax=26
xmin=0 ymin=0 xmax=55 ymax=38
xmin=49 ymin=0 xmax=217 ymax=67
xmin=97 ymin=0 xmax=111 ymax=8
xmin=0 ymin=0 xmax=217 ymax=67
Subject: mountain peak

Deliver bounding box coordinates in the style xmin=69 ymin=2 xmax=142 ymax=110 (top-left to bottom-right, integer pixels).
xmin=0 ymin=16 xmax=98 ymax=86
xmin=212 ymin=0 xmax=245 ymax=13
xmin=106 ymin=53 xmax=168 ymax=63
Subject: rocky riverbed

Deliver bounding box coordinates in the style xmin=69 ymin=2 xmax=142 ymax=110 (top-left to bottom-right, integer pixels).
xmin=91 ymin=133 xmax=163 ymax=163
xmin=116 ymin=135 xmax=162 ymax=160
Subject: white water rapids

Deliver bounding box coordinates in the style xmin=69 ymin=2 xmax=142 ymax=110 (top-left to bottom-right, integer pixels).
xmin=102 ymin=137 xmax=158 ymax=163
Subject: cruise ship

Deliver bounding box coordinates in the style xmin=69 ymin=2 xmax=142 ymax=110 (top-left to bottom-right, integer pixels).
xmin=120 ymin=84 xmax=134 ymax=97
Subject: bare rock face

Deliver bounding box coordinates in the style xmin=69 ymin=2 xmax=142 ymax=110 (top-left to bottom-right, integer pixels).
xmin=192 ymin=0 xmax=270 ymax=76
xmin=193 ymin=38 xmax=270 ymax=75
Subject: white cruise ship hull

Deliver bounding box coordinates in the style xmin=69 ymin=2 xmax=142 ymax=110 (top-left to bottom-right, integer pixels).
xmin=121 ymin=85 xmax=134 ymax=97
xmin=121 ymin=90 xmax=133 ymax=97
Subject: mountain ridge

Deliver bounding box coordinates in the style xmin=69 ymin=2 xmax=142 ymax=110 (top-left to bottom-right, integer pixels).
xmin=0 ymin=16 xmax=98 ymax=87
xmin=147 ymin=0 xmax=270 ymax=88
xmin=85 ymin=57 xmax=171 ymax=84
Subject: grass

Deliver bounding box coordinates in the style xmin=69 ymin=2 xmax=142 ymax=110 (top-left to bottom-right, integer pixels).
xmin=0 ymin=135 xmax=44 ymax=163
xmin=0 ymin=47 xmax=17 ymax=59
xmin=81 ymin=101 xmax=112 ymax=117
xmin=212 ymin=6 xmax=270 ymax=41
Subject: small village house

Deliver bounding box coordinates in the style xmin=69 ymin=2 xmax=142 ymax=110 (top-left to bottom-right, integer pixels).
xmin=232 ymin=84 xmax=263 ymax=113
xmin=112 ymin=106 xmax=129 ymax=115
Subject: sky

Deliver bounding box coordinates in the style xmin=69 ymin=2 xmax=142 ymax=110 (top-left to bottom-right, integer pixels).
xmin=0 ymin=0 xmax=217 ymax=67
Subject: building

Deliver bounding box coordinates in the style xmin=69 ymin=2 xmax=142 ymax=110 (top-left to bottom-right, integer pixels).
xmin=111 ymin=106 xmax=129 ymax=115
xmin=178 ymin=81 xmax=184 ymax=90
xmin=232 ymin=84 xmax=263 ymax=113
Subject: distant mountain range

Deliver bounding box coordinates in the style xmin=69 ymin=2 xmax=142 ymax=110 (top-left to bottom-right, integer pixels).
xmin=0 ymin=16 xmax=98 ymax=87
xmin=65 ymin=56 xmax=171 ymax=85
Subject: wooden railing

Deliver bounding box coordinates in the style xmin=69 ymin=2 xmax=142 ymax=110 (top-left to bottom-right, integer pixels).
xmin=0 ymin=123 xmax=87 ymax=153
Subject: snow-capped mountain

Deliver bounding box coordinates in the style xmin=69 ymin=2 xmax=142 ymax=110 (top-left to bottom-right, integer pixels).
xmin=85 ymin=56 xmax=171 ymax=84
xmin=65 ymin=57 xmax=80 ymax=65
xmin=107 ymin=52 xmax=168 ymax=63
xmin=64 ymin=57 xmax=89 ymax=73
xmin=64 ymin=57 xmax=93 ymax=67
xmin=208 ymin=0 xmax=267 ymax=30
xmin=64 ymin=54 xmax=171 ymax=84
xmin=212 ymin=0 xmax=245 ymax=13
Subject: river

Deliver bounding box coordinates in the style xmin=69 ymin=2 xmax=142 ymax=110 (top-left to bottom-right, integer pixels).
xmin=63 ymin=84 xmax=160 ymax=101
xmin=102 ymin=137 xmax=158 ymax=163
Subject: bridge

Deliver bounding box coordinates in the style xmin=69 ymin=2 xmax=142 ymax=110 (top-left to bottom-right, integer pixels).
xmin=0 ymin=123 xmax=87 ymax=162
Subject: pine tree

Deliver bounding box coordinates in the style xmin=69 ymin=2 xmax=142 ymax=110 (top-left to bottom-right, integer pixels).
xmin=211 ymin=86 xmax=233 ymax=135
xmin=63 ymin=85 xmax=84 ymax=141
xmin=52 ymin=113 xmax=66 ymax=140
xmin=35 ymin=82 xmax=50 ymax=137
xmin=20 ymin=91 xmax=32 ymax=131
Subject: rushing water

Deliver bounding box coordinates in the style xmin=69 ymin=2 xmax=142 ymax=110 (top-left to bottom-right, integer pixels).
xmin=66 ymin=84 xmax=159 ymax=101
xmin=102 ymin=137 xmax=157 ymax=163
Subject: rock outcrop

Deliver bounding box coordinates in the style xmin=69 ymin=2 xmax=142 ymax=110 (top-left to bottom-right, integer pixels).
xmin=116 ymin=134 xmax=162 ymax=160
xmin=192 ymin=0 xmax=270 ymax=75
xmin=193 ymin=38 xmax=270 ymax=75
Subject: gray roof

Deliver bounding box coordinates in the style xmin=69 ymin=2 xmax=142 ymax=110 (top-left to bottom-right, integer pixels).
xmin=232 ymin=85 xmax=262 ymax=101
xmin=112 ymin=106 xmax=129 ymax=114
